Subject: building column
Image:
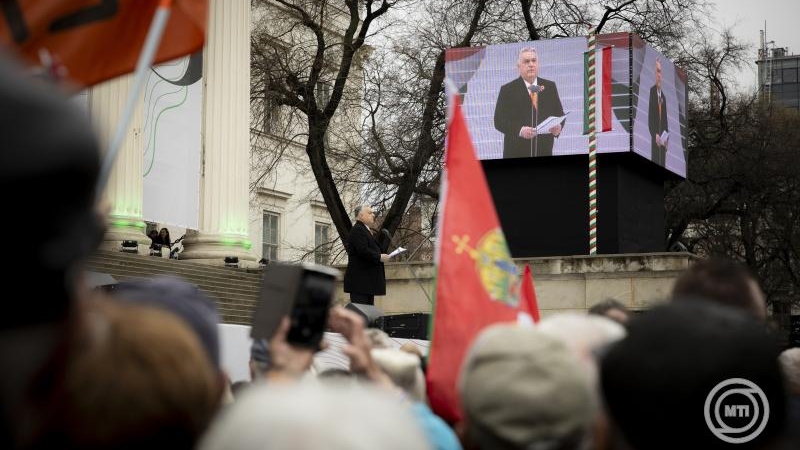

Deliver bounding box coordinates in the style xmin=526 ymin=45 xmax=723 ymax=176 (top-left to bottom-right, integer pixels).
xmin=90 ymin=75 xmax=147 ymax=253
xmin=180 ymin=0 xmax=255 ymax=265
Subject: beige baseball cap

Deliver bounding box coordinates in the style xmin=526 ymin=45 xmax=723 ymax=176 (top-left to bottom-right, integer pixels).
xmin=459 ymin=324 xmax=597 ymax=450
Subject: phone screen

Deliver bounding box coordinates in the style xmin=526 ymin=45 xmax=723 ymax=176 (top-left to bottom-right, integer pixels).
xmin=286 ymin=271 xmax=334 ymax=349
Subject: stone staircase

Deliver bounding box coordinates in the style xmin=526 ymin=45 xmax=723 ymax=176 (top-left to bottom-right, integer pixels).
xmin=85 ymin=250 xmax=261 ymax=325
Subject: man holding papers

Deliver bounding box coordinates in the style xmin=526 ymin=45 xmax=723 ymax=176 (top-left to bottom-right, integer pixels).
xmin=649 ymin=58 xmax=669 ymax=166
xmin=494 ymin=47 xmax=565 ymax=158
xmin=344 ymin=204 xmax=390 ymax=306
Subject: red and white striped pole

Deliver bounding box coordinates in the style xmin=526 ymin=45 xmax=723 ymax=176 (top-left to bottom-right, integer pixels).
xmin=587 ymin=29 xmax=598 ymax=255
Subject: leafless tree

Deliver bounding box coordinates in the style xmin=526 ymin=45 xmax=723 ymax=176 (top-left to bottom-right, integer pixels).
xmin=250 ymin=0 xmax=493 ymax=250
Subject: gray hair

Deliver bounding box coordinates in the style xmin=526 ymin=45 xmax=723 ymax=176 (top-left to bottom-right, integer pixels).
xmin=518 ymin=46 xmax=538 ymax=62
xmin=371 ymin=348 xmax=427 ymax=403
xmin=198 ymin=383 xmax=432 ymax=450
xmin=353 ymin=204 xmax=368 ymax=219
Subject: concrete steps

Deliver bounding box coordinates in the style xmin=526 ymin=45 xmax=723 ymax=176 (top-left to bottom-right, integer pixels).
xmin=86 ymin=250 xmax=261 ymax=325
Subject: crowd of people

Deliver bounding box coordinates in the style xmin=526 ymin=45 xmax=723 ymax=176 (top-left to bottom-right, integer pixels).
xmin=1 ymin=52 xmax=798 ymax=450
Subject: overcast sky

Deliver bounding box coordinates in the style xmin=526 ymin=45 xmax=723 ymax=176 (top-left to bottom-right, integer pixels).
xmin=709 ymin=0 xmax=800 ymax=88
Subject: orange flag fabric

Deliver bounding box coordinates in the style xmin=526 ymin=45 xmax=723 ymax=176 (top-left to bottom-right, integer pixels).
xmin=426 ymin=96 xmax=520 ymax=424
xmin=0 ymin=0 xmax=206 ymax=88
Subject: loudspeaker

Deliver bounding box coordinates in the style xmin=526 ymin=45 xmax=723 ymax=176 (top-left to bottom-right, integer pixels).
xmin=345 ymin=302 xmax=384 ymax=327
xmin=377 ymin=313 xmax=430 ymax=340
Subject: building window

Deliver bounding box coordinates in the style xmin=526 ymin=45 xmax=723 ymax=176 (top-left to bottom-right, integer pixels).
xmin=772 ymin=69 xmax=782 ymax=84
xmin=262 ymin=212 xmax=279 ymax=261
xmin=314 ymin=222 xmax=331 ymax=265
xmin=783 ymin=68 xmax=798 ymax=84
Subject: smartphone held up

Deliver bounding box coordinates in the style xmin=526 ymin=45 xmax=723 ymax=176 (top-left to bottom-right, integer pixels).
xmin=250 ymin=262 xmax=340 ymax=350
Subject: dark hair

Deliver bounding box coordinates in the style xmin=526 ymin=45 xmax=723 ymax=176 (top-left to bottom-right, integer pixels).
xmin=588 ymin=299 xmax=629 ymax=316
xmin=601 ymin=301 xmax=786 ymax=450
xmin=0 ymin=57 xmax=102 ymax=326
xmin=672 ymin=259 xmax=765 ymax=318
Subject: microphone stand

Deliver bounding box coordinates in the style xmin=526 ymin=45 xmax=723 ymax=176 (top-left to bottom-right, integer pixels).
xmin=530 ymin=87 xmax=534 ymax=157
xmin=534 ymin=98 xmax=539 ymax=157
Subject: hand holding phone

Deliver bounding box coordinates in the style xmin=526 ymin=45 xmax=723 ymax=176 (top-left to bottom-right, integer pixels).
xmin=266 ymin=316 xmax=316 ymax=380
xmin=251 ymin=263 xmax=340 ymax=350
xmin=328 ymin=307 xmax=394 ymax=388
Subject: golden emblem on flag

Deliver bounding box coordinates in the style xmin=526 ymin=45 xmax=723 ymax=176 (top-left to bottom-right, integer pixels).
xmin=453 ymin=229 xmax=519 ymax=306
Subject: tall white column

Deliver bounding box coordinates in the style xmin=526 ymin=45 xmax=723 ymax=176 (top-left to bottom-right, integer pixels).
xmin=180 ymin=0 xmax=255 ymax=264
xmin=90 ymin=75 xmax=147 ymax=252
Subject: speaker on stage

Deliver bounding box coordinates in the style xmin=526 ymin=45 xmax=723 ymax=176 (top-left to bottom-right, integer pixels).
xmin=344 ymin=302 xmax=385 ymax=328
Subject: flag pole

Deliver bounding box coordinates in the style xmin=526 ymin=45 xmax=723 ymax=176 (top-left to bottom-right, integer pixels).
xmin=587 ymin=28 xmax=598 ymax=255
xmin=95 ymin=0 xmax=174 ymax=200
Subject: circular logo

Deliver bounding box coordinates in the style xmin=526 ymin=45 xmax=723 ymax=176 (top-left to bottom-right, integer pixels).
xmin=704 ymin=378 xmax=769 ymax=444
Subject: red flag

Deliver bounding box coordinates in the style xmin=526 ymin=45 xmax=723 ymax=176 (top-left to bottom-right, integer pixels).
xmin=519 ymin=264 xmax=541 ymax=323
xmin=0 ymin=0 xmax=206 ymax=88
xmin=426 ymin=97 xmax=520 ymax=423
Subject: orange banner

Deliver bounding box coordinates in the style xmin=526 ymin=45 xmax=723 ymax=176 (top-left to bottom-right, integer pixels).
xmin=0 ymin=0 xmax=206 ymax=87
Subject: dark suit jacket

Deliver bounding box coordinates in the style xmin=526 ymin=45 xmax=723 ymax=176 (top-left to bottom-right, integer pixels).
xmin=648 ymin=85 xmax=669 ymax=166
xmin=343 ymin=221 xmax=386 ymax=295
xmin=494 ymin=76 xmax=565 ymax=158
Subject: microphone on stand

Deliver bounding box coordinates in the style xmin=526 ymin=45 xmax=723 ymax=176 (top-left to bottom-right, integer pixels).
xmin=528 ymin=84 xmax=542 ymax=157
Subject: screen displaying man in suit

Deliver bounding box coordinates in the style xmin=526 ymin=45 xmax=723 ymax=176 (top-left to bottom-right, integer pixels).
xmin=494 ymin=47 xmax=565 ymax=158
xmin=648 ymin=58 xmax=669 ymax=166
xmin=344 ymin=204 xmax=390 ymax=306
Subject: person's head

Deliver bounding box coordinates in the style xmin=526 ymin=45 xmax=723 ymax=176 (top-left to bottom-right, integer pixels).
xmin=779 ymin=348 xmax=800 ymax=396
xmin=601 ymin=301 xmax=786 ymax=450
xmin=230 ymin=380 xmax=251 ymax=400
xmin=159 ymin=228 xmax=170 ymax=240
xmin=399 ymin=341 xmax=424 ymax=358
xmin=198 ymin=383 xmax=431 ymax=450
xmin=0 ymin=58 xmax=102 ymax=326
xmin=537 ymin=313 xmax=626 ymax=381
xmin=47 ymin=299 xmax=222 ymax=450
xmin=587 ymin=299 xmax=631 ymax=325
xmin=365 ymin=328 xmax=393 ymax=349
xmin=655 ymin=58 xmax=663 ymax=89
xmin=0 ymin=55 xmax=102 ymax=448
xmin=109 ymin=276 xmax=222 ymax=370
xmin=249 ymin=338 xmax=270 ymax=380
xmin=354 ymin=204 xmax=375 ymax=227
xmin=459 ymin=324 xmax=597 ymax=450
xmin=148 ymin=229 xmax=158 ymax=240
xmin=371 ymin=348 xmax=426 ymax=403
xmin=517 ymin=47 xmax=539 ymax=84
xmin=671 ymin=258 xmax=767 ymax=320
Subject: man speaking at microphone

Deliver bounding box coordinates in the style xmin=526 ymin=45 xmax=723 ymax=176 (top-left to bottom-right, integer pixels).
xmin=494 ymin=47 xmax=565 ymax=158
xmin=344 ymin=204 xmax=391 ymax=306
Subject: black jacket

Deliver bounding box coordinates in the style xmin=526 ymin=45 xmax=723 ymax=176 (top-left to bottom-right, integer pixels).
xmin=343 ymin=221 xmax=386 ymax=295
xmin=648 ymin=85 xmax=669 ymax=166
xmin=494 ymin=76 xmax=565 ymax=158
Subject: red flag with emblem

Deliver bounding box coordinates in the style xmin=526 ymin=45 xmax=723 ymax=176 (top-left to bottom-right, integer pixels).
xmin=0 ymin=0 xmax=206 ymax=88
xmin=426 ymin=96 xmax=520 ymax=424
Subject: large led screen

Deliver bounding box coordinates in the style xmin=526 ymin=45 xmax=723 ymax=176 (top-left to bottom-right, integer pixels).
xmin=446 ymin=33 xmax=688 ymax=178
xmin=631 ymin=35 xmax=688 ymax=177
